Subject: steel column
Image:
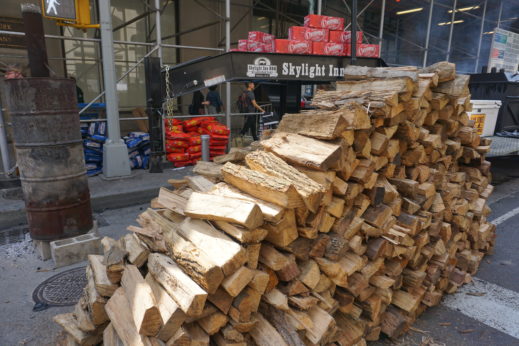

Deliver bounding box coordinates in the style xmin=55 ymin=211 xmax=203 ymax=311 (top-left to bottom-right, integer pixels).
xmin=446 ymin=0 xmax=457 ymax=61
xmin=497 ymin=0 xmax=503 ymax=28
xmin=225 ymin=0 xmax=232 ymax=142
xmin=99 ymin=0 xmax=131 ymax=178
xmin=317 ymin=0 xmax=322 ymax=15
xmin=475 ymin=0 xmax=488 ymax=73
xmin=0 ymin=101 xmax=11 ymax=177
xmin=155 ymin=0 xmax=163 ymax=66
xmin=423 ymin=0 xmax=434 ymax=67
xmin=351 ymin=0 xmax=357 ymax=65
xmin=378 ymin=0 xmax=386 ymax=52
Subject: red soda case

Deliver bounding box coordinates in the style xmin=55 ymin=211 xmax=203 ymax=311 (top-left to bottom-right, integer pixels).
xmin=304 ymin=14 xmax=344 ymax=30
xmin=356 ymin=44 xmax=380 ymax=58
xmin=329 ymin=30 xmax=363 ymax=43
xmin=312 ymin=42 xmax=348 ymax=56
xmin=288 ymin=26 xmax=329 ymax=42
xmin=275 ymin=39 xmax=312 ymax=54
xmin=238 ymin=39 xmax=248 ymax=51
xmin=248 ymin=31 xmax=275 ymax=44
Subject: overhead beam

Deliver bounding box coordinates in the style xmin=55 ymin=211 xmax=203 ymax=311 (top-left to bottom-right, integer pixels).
xmin=159 ymin=21 xmax=221 ymax=42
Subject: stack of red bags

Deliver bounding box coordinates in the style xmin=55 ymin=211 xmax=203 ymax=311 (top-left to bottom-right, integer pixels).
xmin=232 ymin=15 xmax=379 ymax=58
xmin=164 ymin=117 xmax=230 ymax=167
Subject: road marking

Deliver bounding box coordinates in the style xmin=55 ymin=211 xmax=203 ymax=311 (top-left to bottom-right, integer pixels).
xmin=490 ymin=206 xmax=519 ymax=226
xmin=442 ymin=277 xmax=519 ymax=339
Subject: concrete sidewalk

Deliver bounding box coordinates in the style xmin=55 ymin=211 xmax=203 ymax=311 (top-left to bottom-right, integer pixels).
xmin=0 ymin=165 xmax=193 ymax=230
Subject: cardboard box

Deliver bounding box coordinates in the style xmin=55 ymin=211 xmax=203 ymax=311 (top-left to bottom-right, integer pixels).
xmin=238 ymin=39 xmax=248 ymax=51
xmin=329 ymin=30 xmax=363 ymax=43
xmin=247 ymin=40 xmax=274 ymax=53
xmin=312 ymin=42 xmax=348 ymax=56
xmin=356 ymin=44 xmax=380 ymax=58
xmin=288 ymin=26 xmax=329 ymax=42
xmin=304 ymin=14 xmax=344 ymax=30
xmin=248 ymin=31 xmax=275 ymax=44
xmin=275 ymin=39 xmax=312 ymax=54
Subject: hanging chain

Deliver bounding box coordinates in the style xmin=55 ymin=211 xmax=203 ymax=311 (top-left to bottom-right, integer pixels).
xmin=164 ymin=65 xmax=174 ymax=117
xmin=164 ymin=65 xmax=174 ymax=131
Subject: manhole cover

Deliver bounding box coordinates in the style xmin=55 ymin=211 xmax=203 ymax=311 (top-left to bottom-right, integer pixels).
xmin=33 ymin=266 xmax=87 ymax=307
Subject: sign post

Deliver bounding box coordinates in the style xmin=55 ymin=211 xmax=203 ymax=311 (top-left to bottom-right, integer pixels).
xmin=98 ymin=0 xmax=130 ymax=178
xmin=22 ymin=3 xmax=49 ymax=77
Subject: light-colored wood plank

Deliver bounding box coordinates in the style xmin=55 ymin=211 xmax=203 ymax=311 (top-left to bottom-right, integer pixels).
xmin=144 ymin=209 xmax=224 ymax=294
xmin=121 ymin=264 xmax=163 ymax=336
xmin=145 ymin=273 xmax=187 ymax=342
xmin=221 ymin=266 xmax=255 ymax=297
xmin=261 ymin=132 xmax=342 ymax=171
xmin=105 ymin=288 xmax=152 ymax=346
xmin=208 ymin=182 xmax=284 ymax=223
xmin=185 ymin=192 xmax=264 ymax=229
xmin=87 ymin=255 xmax=118 ymax=297
xmin=148 ymin=253 xmax=208 ymax=317
xmin=179 ymin=217 xmax=246 ymax=277
xmin=245 ymin=150 xmax=326 ymax=212
xmin=221 ymin=162 xmax=304 ymax=208
xmin=250 ymin=313 xmax=289 ymax=346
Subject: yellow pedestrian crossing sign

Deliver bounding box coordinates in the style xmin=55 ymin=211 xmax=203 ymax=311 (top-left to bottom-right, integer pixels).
xmin=41 ymin=0 xmax=99 ymax=29
xmin=42 ymin=0 xmax=77 ymax=21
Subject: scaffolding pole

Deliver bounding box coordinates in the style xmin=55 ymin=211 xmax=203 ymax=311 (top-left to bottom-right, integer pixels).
xmin=423 ymin=0 xmax=434 ymax=67
xmin=99 ymin=0 xmax=131 ymax=178
xmin=497 ymin=0 xmax=503 ymax=28
xmin=378 ymin=0 xmax=386 ymax=52
xmin=225 ymin=0 xmax=231 ymax=141
xmin=446 ymin=0 xmax=457 ymax=61
xmin=155 ymin=0 xmax=163 ymax=66
xmin=0 ymin=101 xmax=11 ymax=177
xmin=475 ymin=0 xmax=488 ymax=73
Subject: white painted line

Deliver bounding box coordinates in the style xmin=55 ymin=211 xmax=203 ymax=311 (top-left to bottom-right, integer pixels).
xmin=442 ymin=277 xmax=519 ymax=339
xmin=491 ymin=206 xmax=519 ymax=226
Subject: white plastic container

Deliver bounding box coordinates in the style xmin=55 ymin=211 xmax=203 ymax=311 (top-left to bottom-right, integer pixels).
xmin=468 ymin=100 xmax=502 ymax=137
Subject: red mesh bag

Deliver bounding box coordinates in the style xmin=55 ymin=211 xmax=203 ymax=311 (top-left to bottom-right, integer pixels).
xmin=167 ymin=152 xmax=190 ymax=162
xmin=187 ymin=145 xmax=202 ymax=153
xmin=173 ymin=160 xmax=192 ymax=167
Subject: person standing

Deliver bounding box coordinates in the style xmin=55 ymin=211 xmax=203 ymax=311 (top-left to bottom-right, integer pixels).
xmin=239 ymin=81 xmax=264 ymax=141
xmin=70 ymin=76 xmax=84 ymax=103
xmin=189 ymin=90 xmax=206 ymax=115
xmin=206 ymin=85 xmax=224 ymax=114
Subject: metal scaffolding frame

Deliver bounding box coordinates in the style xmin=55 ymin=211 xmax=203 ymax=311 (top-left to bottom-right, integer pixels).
xmin=1 ymin=0 xmax=518 ymax=176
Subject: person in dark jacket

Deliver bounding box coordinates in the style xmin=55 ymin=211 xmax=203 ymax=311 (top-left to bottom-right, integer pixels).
xmin=206 ymin=85 xmax=224 ymax=114
xmin=189 ymin=90 xmax=206 ymax=115
xmin=239 ymin=81 xmax=264 ymax=141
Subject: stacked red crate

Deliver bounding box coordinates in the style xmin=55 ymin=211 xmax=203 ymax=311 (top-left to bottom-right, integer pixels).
xmin=235 ymin=14 xmax=380 ymax=57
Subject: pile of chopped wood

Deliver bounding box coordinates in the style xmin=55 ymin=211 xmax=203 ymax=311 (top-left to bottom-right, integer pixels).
xmin=54 ymin=62 xmax=496 ymax=346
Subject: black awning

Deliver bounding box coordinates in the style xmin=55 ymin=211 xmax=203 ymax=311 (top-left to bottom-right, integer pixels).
xmin=163 ymin=51 xmax=386 ymax=97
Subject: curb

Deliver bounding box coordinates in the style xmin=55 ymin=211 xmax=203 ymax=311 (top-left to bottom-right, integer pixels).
xmin=0 ymin=186 xmax=162 ymax=230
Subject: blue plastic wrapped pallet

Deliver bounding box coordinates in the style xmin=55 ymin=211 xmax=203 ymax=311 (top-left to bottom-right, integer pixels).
xmin=81 ymin=123 xmax=151 ymax=175
xmin=124 ymin=132 xmax=151 ymax=169
xmin=81 ymin=121 xmax=107 ymax=176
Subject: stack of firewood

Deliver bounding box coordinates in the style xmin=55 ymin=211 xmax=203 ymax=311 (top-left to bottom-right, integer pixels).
xmin=54 ymin=62 xmax=496 ymax=346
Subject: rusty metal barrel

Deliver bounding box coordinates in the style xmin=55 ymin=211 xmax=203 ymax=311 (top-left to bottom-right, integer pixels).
xmin=3 ymin=78 xmax=93 ymax=240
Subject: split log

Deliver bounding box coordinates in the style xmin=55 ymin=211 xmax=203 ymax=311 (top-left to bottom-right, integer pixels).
xmin=185 ymin=192 xmax=264 ymax=229
xmin=261 ymin=132 xmax=342 ymax=171
xmin=147 ymin=253 xmax=208 ymax=317
xmin=222 ymin=162 xmax=303 ymax=208
xmin=121 ymin=265 xmax=163 ymax=336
